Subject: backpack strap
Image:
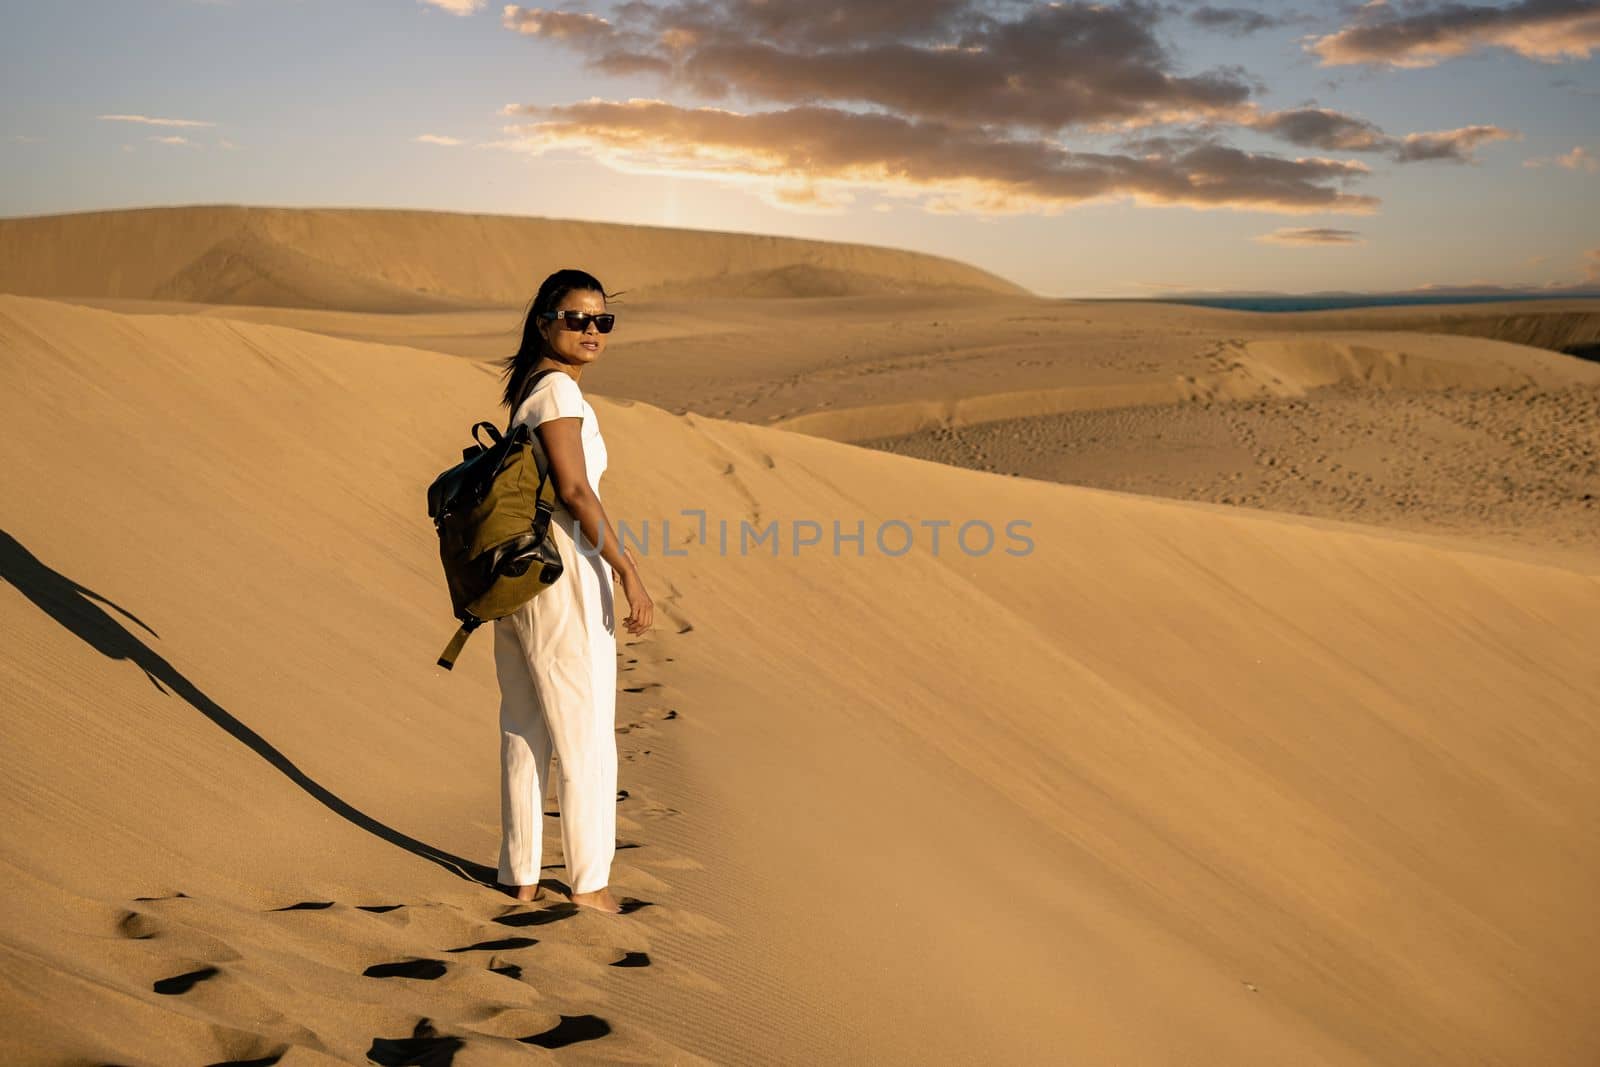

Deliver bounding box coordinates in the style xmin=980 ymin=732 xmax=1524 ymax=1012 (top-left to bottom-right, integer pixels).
xmin=437 ymin=617 xmax=484 ymax=671
xmin=514 ymin=366 xmax=566 ymax=506
xmin=506 ymin=367 xmax=565 ymax=436
xmin=471 ymin=422 xmax=504 ymax=450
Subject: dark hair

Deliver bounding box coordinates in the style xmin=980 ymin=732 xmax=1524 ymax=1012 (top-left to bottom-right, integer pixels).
xmin=498 ymin=268 xmax=617 ymax=415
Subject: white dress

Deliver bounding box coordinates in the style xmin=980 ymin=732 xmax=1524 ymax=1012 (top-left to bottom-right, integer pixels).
xmin=492 ymin=370 xmax=618 ymax=893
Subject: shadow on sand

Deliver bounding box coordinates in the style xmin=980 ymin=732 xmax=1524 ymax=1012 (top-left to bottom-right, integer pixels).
xmin=0 ymin=528 xmax=495 ymax=887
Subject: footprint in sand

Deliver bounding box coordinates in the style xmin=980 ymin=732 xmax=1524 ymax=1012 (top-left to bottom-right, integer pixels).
xmin=520 ymin=1014 xmax=612 ymax=1049
xmin=610 ymin=951 xmax=651 ymax=968
xmin=270 ymin=901 xmax=335 ymax=911
xmin=640 ymin=802 xmax=682 ymax=818
xmin=367 ymin=1018 xmax=465 ymax=1066
xmin=446 ymin=935 xmax=538 ymax=953
xmin=362 ymin=958 xmax=448 ymax=981
xmin=621 ymin=705 xmax=678 ymax=729
xmin=152 ymin=965 xmax=220 ymax=995
xmin=493 ymin=904 xmax=579 ymax=929
xmin=117 ymin=911 xmax=158 ymax=940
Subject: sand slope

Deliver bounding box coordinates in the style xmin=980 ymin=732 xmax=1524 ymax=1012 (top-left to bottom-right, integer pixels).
xmin=0 ymin=206 xmax=1028 ymax=311
xmin=3 ymin=294 xmax=1599 ymax=1064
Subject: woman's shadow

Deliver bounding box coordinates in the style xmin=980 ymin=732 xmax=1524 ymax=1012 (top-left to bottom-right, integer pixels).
xmin=0 ymin=527 xmax=496 ymax=886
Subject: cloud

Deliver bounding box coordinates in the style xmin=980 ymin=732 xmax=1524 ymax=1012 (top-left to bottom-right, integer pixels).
xmin=97 ymin=114 xmax=215 ymax=127
xmin=1187 ymin=5 xmax=1291 ymax=35
xmin=1254 ymin=226 xmax=1364 ymax=245
xmin=499 ymin=97 xmax=1379 ymax=215
xmin=420 ymin=0 xmax=484 ymax=14
xmin=500 ymin=1 xmax=1258 ymax=132
xmin=148 ymin=135 xmax=196 ymax=146
xmin=1391 ymin=124 xmax=1521 ymax=162
xmin=1307 ymin=0 xmax=1600 ymax=68
xmin=8 ymin=135 xmax=45 ymax=144
xmin=1247 ymin=107 xmax=1392 ymax=151
xmin=498 ymin=2 xmax=1486 ymax=216
xmin=1246 ymin=107 xmax=1519 ymax=163
xmin=415 ymin=133 xmax=465 ymax=145
xmin=503 ymin=7 xmax=615 ymax=41
xmin=1523 ymin=144 xmax=1600 ymax=171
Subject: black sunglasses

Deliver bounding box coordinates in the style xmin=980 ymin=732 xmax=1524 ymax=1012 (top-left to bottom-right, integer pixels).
xmin=540 ymin=310 xmax=616 ymax=334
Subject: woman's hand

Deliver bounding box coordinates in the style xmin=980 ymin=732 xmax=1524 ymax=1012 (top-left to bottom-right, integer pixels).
xmin=618 ymin=547 xmax=653 ymax=636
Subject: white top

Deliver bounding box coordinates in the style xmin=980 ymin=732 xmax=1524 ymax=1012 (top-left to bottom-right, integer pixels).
xmin=510 ymin=371 xmax=608 ymax=506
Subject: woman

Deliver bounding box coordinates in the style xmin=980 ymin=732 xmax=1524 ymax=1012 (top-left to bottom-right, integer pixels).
xmin=493 ymin=268 xmax=654 ymax=914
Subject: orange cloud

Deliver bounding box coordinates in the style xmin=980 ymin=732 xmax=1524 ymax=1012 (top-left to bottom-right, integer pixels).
xmin=1245 ymin=107 xmax=1518 ymax=163
xmin=500 ymin=1 xmax=1255 ymax=132
xmin=1308 ymin=0 xmax=1600 ymax=68
xmin=500 ymin=98 xmax=1379 ymax=216
xmin=1524 ymin=145 xmax=1600 ymax=172
xmin=494 ymin=2 xmax=1531 ymax=216
xmin=1392 ymin=124 xmax=1521 ymax=163
xmin=502 ymin=6 xmax=614 ymax=40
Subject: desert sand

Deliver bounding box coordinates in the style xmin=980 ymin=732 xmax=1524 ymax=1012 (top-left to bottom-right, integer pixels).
xmin=2 ymin=206 xmax=1598 ymax=1065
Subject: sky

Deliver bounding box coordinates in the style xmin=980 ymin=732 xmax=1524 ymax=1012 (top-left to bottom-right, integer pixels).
xmin=2 ymin=0 xmax=1598 ymax=298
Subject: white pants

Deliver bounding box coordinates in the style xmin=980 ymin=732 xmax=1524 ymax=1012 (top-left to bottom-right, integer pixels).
xmin=493 ymin=511 xmax=618 ymax=894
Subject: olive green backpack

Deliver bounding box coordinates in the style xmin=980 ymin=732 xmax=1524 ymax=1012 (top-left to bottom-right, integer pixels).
xmin=427 ymin=368 xmax=566 ymax=670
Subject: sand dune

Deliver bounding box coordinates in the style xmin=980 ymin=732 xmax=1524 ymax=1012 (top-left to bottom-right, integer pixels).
xmin=4 ymin=293 xmax=1599 ymax=1064
xmin=771 ymin=330 xmax=1600 ymax=438
xmin=36 ymin=260 xmax=1600 ymax=569
xmin=0 ymin=205 xmax=1027 ymax=311
xmin=1261 ymin=300 xmax=1600 ymax=356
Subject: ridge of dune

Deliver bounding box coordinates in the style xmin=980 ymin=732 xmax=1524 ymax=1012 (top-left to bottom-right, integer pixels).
xmin=3 ymin=294 xmax=1599 ymax=1065
xmin=149 ymin=229 xmax=473 ymax=314
xmin=620 ymin=261 xmax=1001 ymax=300
xmin=0 ymin=205 xmax=1029 ymax=311
xmin=771 ymin=329 xmax=1600 ymax=441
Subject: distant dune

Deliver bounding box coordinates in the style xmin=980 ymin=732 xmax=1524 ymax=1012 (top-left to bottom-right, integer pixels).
xmin=18 ymin=210 xmax=1593 ymax=564
xmin=1262 ymin=301 xmax=1600 ymax=358
xmin=0 ymin=205 xmax=1029 ymax=311
xmin=773 ymin=330 xmax=1600 ymax=439
xmin=3 ymin=294 xmax=1598 ymax=1064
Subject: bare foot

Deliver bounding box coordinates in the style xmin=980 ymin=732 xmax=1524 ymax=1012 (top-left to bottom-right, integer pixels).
xmin=496 ymin=881 xmax=543 ymax=903
xmin=570 ymin=886 xmax=621 ymax=914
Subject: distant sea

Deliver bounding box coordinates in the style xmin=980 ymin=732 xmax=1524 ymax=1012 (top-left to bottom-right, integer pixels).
xmin=1123 ymin=292 xmax=1600 ymax=313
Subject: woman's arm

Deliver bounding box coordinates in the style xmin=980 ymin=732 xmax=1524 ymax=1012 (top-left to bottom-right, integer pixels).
xmin=536 ymin=416 xmax=653 ymax=635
